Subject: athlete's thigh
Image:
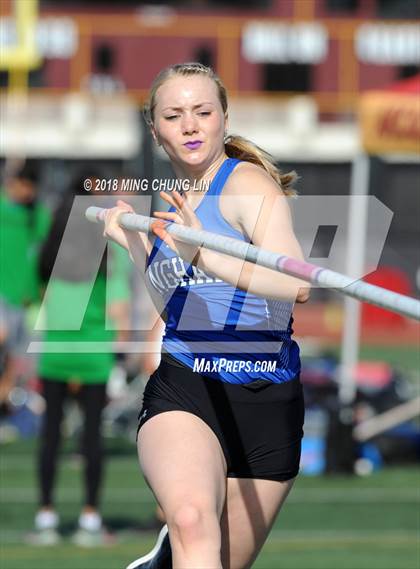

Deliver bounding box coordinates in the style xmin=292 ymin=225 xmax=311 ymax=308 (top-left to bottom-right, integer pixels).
xmin=137 ymin=410 xmax=227 ymax=516
xmin=220 ymin=477 xmax=295 ymax=569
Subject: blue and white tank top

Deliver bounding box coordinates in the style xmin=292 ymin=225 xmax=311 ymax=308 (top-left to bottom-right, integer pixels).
xmin=145 ymin=158 xmax=300 ymax=384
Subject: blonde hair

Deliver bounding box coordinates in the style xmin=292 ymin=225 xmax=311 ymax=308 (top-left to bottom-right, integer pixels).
xmin=144 ymin=62 xmax=297 ymax=196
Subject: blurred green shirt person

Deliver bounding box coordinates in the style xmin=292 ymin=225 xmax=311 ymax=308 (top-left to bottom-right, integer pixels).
xmin=38 ymin=242 xmax=130 ymax=383
xmin=37 ymin=181 xmax=131 ymax=383
xmin=34 ymin=173 xmax=132 ymax=546
xmin=0 ymin=160 xmax=51 ymax=405
xmin=0 ymin=161 xmax=51 ymax=309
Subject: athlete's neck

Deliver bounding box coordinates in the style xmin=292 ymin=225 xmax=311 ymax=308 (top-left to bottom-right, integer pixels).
xmin=173 ymin=153 xmax=228 ymax=195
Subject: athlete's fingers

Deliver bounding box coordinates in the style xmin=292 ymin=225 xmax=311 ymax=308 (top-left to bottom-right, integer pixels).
xmin=153 ymin=211 xmax=183 ymax=224
xmin=105 ymin=206 xmax=127 ymax=224
xmin=104 ymin=207 xmax=119 ymax=227
xmin=151 ymin=220 xmax=177 ymax=251
xmin=116 ymin=199 xmax=135 ymax=213
xmin=172 ymin=190 xmax=186 ymax=208
xmin=160 ymin=189 xmax=195 ymax=219
xmin=159 ymin=192 xmax=177 ymax=207
xmin=104 ymin=211 xmax=120 ymax=236
xmin=150 ymin=219 xmax=167 ymax=239
xmin=159 ymin=193 xmax=185 ymax=217
xmin=159 ymin=189 xmax=200 ymax=231
xmin=179 ymin=204 xmax=202 ymax=230
xmin=103 ymin=207 xmax=128 ymax=242
xmin=174 ymin=192 xmax=199 ymax=221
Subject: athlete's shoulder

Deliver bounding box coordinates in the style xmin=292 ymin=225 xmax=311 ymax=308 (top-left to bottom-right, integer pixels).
xmin=226 ymin=160 xmax=282 ymax=198
xmin=231 ymin=160 xmax=270 ymax=180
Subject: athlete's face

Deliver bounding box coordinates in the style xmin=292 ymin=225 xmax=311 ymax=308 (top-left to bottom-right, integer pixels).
xmin=152 ymin=75 xmax=227 ymax=171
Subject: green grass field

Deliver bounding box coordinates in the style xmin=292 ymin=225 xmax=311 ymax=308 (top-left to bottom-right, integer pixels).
xmin=1 ymin=341 xmax=419 ymax=568
xmin=0 ymin=438 xmax=418 ymax=569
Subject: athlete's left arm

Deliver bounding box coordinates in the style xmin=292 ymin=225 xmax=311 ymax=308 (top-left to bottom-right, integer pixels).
xmin=200 ymin=165 xmax=310 ymax=302
xmin=151 ymin=169 xmax=310 ymax=302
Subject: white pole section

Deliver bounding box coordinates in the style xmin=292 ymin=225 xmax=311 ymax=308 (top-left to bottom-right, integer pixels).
xmin=85 ymin=206 xmax=420 ymax=321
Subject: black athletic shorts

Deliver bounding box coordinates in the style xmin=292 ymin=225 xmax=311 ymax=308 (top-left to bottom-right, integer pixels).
xmin=137 ymin=354 xmax=305 ymax=482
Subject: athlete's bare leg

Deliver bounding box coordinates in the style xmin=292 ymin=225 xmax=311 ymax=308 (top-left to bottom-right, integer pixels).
xmin=137 ymin=411 xmax=227 ymax=568
xmin=220 ymin=477 xmax=296 ymax=569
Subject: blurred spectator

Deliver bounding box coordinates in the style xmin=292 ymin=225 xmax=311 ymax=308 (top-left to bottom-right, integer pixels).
xmin=81 ymin=42 xmax=125 ymax=95
xmin=0 ymin=160 xmax=51 ymax=405
xmin=33 ymin=172 xmax=131 ymax=546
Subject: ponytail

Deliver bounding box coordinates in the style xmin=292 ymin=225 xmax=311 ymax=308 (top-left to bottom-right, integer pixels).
xmin=225 ymin=134 xmax=297 ymax=197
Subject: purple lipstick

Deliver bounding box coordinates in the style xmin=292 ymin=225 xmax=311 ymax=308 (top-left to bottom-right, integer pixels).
xmin=184 ymin=140 xmax=202 ymax=150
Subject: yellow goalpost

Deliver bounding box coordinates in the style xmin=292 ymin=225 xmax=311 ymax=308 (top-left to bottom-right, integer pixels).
xmin=0 ymin=0 xmax=41 ymax=91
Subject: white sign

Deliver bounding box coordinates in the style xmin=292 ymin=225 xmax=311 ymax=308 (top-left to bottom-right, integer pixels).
xmin=242 ymin=22 xmax=328 ymax=64
xmin=355 ymin=24 xmax=420 ymax=65
xmin=0 ymin=17 xmax=78 ymax=59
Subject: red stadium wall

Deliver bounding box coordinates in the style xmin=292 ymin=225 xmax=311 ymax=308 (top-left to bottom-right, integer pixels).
xmin=2 ymin=1 xmax=418 ymax=116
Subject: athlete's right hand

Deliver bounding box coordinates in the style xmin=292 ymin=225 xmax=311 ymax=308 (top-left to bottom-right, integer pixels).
xmin=103 ymin=199 xmax=135 ymax=250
